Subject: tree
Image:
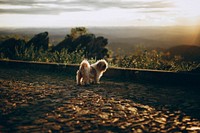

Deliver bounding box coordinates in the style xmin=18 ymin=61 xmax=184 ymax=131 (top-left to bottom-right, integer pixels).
xmin=70 ymin=27 xmax=88 ymax=40
xmin=52 ymin=27 xmax=109 ymax=59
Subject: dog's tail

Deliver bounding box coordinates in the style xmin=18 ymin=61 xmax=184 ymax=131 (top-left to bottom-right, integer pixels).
xmin=80 ymin=60 xmax=90 ymax=71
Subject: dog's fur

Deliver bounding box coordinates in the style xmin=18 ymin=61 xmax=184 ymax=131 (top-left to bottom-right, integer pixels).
xmin=76 ymin=59 xmax=108 ymax=85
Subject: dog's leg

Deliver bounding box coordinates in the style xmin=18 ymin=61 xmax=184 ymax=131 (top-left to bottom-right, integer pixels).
xmin=85 ymin=74 xmax=90 ymax=85
xmin=82 ymin=71 xmax=90 ymax=85
xmin=76 ymin=70 xmax=82 ymax=85
xmin=93 ymin=73 xmax=100 ymax=84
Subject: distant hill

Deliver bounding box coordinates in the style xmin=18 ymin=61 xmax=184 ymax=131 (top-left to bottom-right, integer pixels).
xmin=107 ymin=37 xmax=169 ymax=55
xmin=167 ymin=45 xmax=200 ymax=61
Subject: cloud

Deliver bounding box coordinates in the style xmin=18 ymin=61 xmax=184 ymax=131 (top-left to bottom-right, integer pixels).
xmin=0 ymin=0 xmax=91 ymax=14
xmin=139 ymin=9 xmax=168 ymax=13
xmin=0 ymin=0 xmax=173 ymax=15
xmin=59 ymin=0 xmax=172 ymax=9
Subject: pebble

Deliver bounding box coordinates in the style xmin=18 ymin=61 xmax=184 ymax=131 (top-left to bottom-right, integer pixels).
xmin=0 ymin=67 xmax=200 ymax=132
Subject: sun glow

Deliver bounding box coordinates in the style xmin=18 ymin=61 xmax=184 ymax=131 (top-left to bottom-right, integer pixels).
xmin=170 ymin=0 xmax=200 ymax=25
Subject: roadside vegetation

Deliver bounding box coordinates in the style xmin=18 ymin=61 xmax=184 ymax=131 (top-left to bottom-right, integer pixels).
xmin=0 ymin=27 xmax=199 ymax=72
xmin=109 ymin=48 xmax=199 ymax=71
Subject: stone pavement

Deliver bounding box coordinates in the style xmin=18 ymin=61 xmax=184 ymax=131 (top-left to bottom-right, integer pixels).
xmin=0 ymin=67 xmax=200 ymax=132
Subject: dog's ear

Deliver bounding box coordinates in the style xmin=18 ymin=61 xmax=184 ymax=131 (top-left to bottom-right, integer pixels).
xmin=101 ymin=63 xmax=107 ymax=70
xmin=97 ymin=62 xmax=107 ymax=71
xmin=97 ymin=62 xmax=101 ymax=70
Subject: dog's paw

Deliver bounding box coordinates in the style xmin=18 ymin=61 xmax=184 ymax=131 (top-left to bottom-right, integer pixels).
xmin=93 ymin=81 xmax=100 ymax=85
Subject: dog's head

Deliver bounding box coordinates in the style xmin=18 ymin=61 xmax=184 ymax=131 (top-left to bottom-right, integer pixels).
xmin=96 ymin=59 xmax=108 ymax=72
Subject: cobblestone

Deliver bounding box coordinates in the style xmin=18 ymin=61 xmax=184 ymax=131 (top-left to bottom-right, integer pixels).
xmin=0 ymin=67 xmax=200 ymax=132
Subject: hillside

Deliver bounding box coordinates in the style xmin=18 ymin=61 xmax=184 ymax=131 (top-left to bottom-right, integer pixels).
xmin=167 ymin=45 xmax=200 ymax=61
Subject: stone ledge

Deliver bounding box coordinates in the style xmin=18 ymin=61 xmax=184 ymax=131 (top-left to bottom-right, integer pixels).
xmin=0 ymin=59 xmax=199 ymax=86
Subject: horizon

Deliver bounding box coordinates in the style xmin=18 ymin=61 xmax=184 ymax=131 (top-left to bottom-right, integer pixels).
xmin=1 ymin=24 xmax=199 ymax=49
xmin=0 ymin=0 xmax=200 ymax=28
xmin=0 ymin=25 xmax=200 ymax=30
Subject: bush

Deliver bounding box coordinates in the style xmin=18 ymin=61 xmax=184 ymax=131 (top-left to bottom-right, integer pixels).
xmin=1 ymin=41 xmax=199 ymax=72
xmin=110 ymin=49 xmax=200 ymax=72
xmin=14 ymin=44 xmax=84 ymax=64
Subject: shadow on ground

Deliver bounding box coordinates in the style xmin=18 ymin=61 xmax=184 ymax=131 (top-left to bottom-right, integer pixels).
xmin=0 ymin=67 xmax=200 ymax=132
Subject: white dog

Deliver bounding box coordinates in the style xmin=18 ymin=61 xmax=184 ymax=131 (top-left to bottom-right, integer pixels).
xmin=76 ymin=59 xmax=108 ymax=85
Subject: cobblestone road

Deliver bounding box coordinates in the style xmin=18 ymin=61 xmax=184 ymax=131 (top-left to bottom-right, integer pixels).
xmin=0 ymin=67 xmax=200 ymax=132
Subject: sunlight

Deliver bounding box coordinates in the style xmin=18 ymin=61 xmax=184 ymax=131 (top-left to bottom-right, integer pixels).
xmin=174 ymin=0 xmax=200 ymax=16
xmin=171 ymin=0 xmax=200 ymax=25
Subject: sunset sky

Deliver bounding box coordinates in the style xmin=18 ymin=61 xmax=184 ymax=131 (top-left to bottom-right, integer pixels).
xmin=0 ymin=0 xmax=200 ymax=28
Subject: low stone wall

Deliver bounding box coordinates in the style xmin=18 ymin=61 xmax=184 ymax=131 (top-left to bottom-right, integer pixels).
xmin=0 ymin=59 xmax=199 ymax=86
xmin=105 ymin=67 xmax=200 ymax=86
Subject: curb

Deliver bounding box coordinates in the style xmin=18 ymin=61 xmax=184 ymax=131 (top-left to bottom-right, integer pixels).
xmin=0 ymin=59 xmax=199 ymax=86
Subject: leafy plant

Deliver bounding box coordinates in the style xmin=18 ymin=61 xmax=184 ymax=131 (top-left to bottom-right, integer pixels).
xmin=1 ymin=40 xmax=199 ymax=72
xmin=13 ymin=44 xmax=84 ymax=64
xmin=110 ymin=48 xmax=199 ymax=72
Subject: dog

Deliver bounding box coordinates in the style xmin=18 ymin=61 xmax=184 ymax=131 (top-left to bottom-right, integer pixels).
xmin=76 ymin=59 xmax=91 ymax=85
xmin=76 ymin=59 xmax=108 ymax=85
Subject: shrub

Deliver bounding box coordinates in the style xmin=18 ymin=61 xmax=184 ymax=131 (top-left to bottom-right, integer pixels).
xmin=14 ymin=44 xmax=84 ymax=64
xmin=110 ymin=49 xmax=199 ymax=72
xmin=1 ymin=41 xmax=199 ymax=72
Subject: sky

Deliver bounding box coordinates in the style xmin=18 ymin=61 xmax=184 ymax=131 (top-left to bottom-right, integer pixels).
xmin=0 ymin=0 xmax=200 ymax=28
